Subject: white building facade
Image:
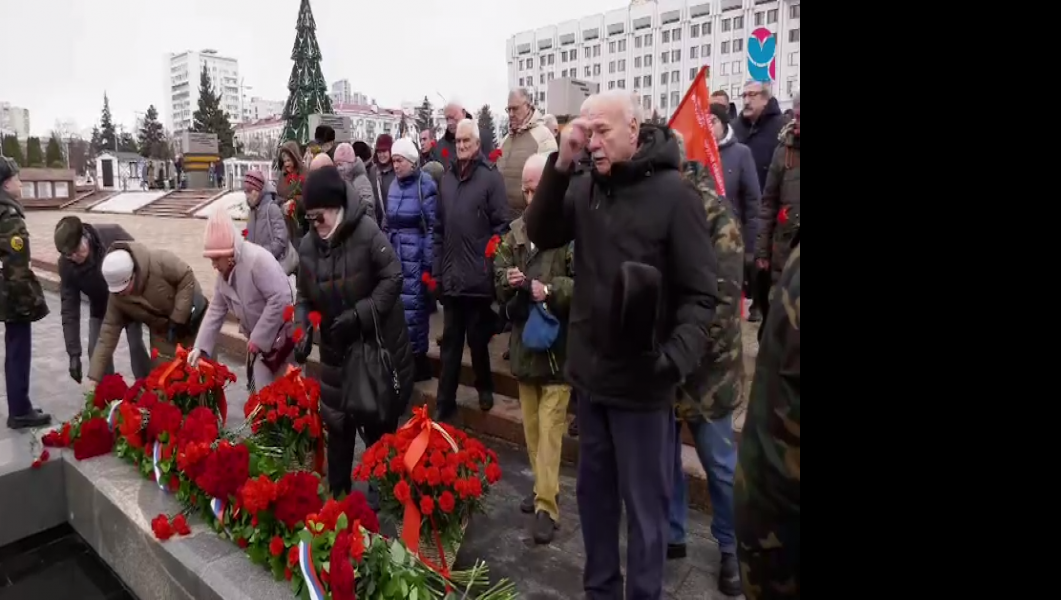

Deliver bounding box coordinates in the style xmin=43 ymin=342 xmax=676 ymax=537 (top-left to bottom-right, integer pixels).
xmin=165 ymin=50 xmax=243 ymax=134
xmin=333 ymin=104 xmax=405 ymax=146
xmin=507 ymin=0 xmax=799 ymax=120
xmin=234 ymin=117 xmax=285 ymax=160
xmin=0 ymin=103 xmax=31 ymax=139
xmin=244 ymin=97 xmax=285 ymax=122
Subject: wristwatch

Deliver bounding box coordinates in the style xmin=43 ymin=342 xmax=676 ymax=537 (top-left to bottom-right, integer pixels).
xmin=543 ymin=284 xmax=551 ymax=297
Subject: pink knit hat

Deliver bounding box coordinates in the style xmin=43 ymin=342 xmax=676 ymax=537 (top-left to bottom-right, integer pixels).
xmin=203 ymin=207 xmax=237 ymax=258
xmin=333 ymin=143 xmax=356 ymax=164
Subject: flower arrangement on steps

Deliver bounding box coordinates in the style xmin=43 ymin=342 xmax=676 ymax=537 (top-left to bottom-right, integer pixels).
xmin=40 ymin=352 xmax=519 ymax=599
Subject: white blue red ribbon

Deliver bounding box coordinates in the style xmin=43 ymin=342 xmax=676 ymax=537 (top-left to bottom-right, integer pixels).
xmin=106 ymin=400 xmax=122 ymax=431
xmin=210 ymin=498 xmax=225 ymax=526
xmin=152 ymin=441 xmax=166 ymax=492
xmin=298 ymin=539 xmax=325 ymax=600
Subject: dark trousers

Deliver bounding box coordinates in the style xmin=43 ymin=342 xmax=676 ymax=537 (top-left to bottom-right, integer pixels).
xmin=577 ymin=394 xmax=675 ymax=600
xmin=4 ymin=322 xmax=32 ymax=418
xmin=327 ymin=417 xmax=394 ymax=503
xmin=436 ymin=297 xmax=494 ymax=411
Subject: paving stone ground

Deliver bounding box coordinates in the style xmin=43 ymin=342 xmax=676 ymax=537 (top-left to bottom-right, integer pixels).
xmin=1 ymin=293 xmax=742 ymax=599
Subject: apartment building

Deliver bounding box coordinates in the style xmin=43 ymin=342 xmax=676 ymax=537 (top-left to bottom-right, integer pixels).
xmin=165 ymin=49 xmax=242 ymax=133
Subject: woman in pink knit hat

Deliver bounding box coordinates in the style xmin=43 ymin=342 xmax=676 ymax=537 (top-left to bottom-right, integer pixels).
xmin=187 ymin=207 xmax=295 ymax=390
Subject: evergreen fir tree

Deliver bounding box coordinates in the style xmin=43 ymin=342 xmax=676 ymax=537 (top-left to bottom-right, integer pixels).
xmin=415 ymin=97 xmax=436 ymax=136
xmin=279 ymin=0 xmax=333 ymax=147
xmin=99 ymin=94 xmax=116 ymax=152
xmin=117 ymin=132 xmax=139 ymax=154
xmin=45 ymin=135 xmax=65 ymax=167
xmin=138 ymin=105 xmax=166 ymax=158
xmin=476 ymin=105 xmax=497 ymax=149
xmin=89 ymin=126 xmax=104 ymax=158
xmin=191 ymin=64 xmax=236 ymax=158
xmin=26 ymin=137 xmax=44 ymax=167
xmin=1 ymin=135 xmax=24 ymax=165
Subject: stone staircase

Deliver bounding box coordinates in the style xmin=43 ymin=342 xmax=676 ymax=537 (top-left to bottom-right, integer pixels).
xmin=135 ymin=189 xmax=219 ymax=218
xmin=60 ymin=189 xmax=117 ymax=211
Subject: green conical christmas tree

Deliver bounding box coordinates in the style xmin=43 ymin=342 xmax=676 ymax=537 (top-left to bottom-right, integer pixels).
xmin=279 ymin=0 xmax=333 ymax=147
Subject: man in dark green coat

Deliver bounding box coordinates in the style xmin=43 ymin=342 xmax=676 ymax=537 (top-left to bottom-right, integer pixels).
xmin=494 ymin=153 xmax=574 ymax=545
xmin=0 ymin=157 xmax=52 ymax=429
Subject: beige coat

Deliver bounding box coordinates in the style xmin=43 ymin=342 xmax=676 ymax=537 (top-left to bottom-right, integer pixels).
xmin=88 ymin=241 xmax=201 ymax=381
xmin=497 ymin=110 xmax=557 ymax=217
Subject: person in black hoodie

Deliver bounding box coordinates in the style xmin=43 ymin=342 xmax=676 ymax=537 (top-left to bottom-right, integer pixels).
xmin=526 ymin=91 xmax=719 ymax=600
xmin=53 ymin=216 xmax=152 ymax=383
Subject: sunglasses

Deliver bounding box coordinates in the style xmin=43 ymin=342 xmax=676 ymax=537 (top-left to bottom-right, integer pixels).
xmin=306 ymin=212 xmax=326 ymax=224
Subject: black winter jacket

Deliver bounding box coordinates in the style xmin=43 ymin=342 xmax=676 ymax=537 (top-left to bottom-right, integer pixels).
xmin=59 ymin=223 xmax=134 ymax=358
xmin=435 ymin=110 xmax=496 ymax=172
xmin=525 ymin=125 xmax=719 ymax=411
xmin=731 ymin=97 xmax=786 ymax=190
xmin=295 ymin=198 xmax=414 ymax=431
xmin=433 ymin=156 xmax=511 ymax=298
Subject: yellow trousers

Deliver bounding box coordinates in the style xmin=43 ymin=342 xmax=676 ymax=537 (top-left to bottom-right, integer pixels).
xmin=518 ymin=382 xmax=571 ymax=521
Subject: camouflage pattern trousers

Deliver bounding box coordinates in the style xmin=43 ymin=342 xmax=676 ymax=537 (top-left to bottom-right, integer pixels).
xmin=735 ymin=503 xmax=800 ymax=599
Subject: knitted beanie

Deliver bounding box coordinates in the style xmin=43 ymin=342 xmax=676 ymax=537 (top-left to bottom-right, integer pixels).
xmin=202 ymin=206 xmax=237 ymax=258
xmin=333 ymin=143 xmax=356 ymax=164
xmin=352 ymin=141 xmax=372 ymax=163
xmin=243 ymin=169 xmax=266 ymax=192
xmin=391 ymin=138 xmax=419 ymax=165
xmin=375 ymin=134 xmax=393 ymax=152
xmin=303 ymin=166 xmax=348 ymax=211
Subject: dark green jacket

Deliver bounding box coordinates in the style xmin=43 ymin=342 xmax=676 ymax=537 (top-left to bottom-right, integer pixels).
xmin=0 ymin=190 xmax=48 ymax=323
xmin=494 ymin=218 xmax=574 ymax=383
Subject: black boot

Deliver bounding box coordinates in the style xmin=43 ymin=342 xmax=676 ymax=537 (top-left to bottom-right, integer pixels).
xmin=718 ymin=552 xmax=742 ymax=596
xmin=666 ymin=543 xmax=687 ymax=560
xmin=414 ymin=354 xmax=433 ymax=382
xmin=478 ymin=391 xmax=494 ymax=412
xmin=433 ymin=401 xmax=457 ymax=424
xmin=532 ymin=511 xmax=557 ymax=544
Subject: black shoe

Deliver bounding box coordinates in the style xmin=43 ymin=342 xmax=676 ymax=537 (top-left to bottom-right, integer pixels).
xmin=718 ymin=552 xmax=742 ymax=596
xmin=7 ymin=411 xmax=52 ymax=430
xmin=533 ymin=511 xmax=557 ymax=544
xmin=748 ymin=307 xmax=762 ymax=322
xmin=666 ymin=543 xmax=687 ymax=560
xmin=520 ymin=493 xmax=535 ymax=514
xmin=433 ymin=403 xmax=457 ymax=424
xmin=414 ymin=354 xmax=433 ymax=382
xmin=478 ymin=391 xmax=494 ymax=412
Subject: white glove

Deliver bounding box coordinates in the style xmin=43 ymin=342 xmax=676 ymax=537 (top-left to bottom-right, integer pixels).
xmin=187 ymin=348 xmax=202 ymax=367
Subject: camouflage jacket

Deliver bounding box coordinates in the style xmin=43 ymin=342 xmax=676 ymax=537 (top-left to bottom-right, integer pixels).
xmin=677 ymin=162 xmax=745 ymax=421
xmin=494 ymin=218 xmax=574 ymax=384
xmin=756 ymin=121 xmax=800 ymax=283
xmin=735 ymin=243 xmax=799 ymax=554
xmin=0 ymin=190 xmax=49 ymax=324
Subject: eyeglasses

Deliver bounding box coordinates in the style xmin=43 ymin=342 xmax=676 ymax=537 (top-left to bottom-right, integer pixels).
xmin=306 ymin=212 xmax=326 ymax=224
xmin=741 ymin=91 xmax=763 ymax=99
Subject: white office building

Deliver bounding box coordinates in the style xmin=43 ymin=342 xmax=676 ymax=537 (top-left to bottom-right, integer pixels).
xmin=331 ymin=80 xmax=372 ymax=108
xmin=165 ymin=49 xmax=243 ymax=134
xmin=507 ymin=0 xmax=800 ymax=119
xmin=0 ymin=103 xmax=31 ymax=139
xmin=244 ymin=97 xmax=285 ymax=122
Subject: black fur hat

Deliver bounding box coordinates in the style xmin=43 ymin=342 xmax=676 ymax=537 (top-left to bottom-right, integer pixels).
xmin=314 ymin=125 xmax=336 ymax=145
xmin=611 ymin=261 xmax=662 ymax=354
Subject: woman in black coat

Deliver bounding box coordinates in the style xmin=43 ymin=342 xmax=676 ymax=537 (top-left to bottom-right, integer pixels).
xmin=294 ymin=165 xmax=414 ymax=498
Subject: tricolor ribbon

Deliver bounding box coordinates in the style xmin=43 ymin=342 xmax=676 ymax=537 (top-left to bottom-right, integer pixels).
xmin=398 ymin=406 xmax=459 ymax=576
xmin=152 ymin=441 xmax=167 ymax=492
xmin=106 ymin=400 xmax=122 ymax=432
xmin=156 ymin=344 xmax=228 ymax=425
xmin=298 ymin=539 xmax=326 ymax=600
xmin=210 ymin=497 xmax=226 ymax=528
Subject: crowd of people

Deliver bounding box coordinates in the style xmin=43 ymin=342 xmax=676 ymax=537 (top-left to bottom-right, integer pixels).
xmin=0 ymin=79 xmax=799 ymax=599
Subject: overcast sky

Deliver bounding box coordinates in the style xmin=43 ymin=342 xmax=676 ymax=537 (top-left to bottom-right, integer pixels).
xmin=0 ymin=0 xmax=626 ymax=136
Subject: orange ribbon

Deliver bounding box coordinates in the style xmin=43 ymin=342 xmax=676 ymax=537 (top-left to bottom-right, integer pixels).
xmin=398 ymin=406 xmax=458 ymax=577
xmin=285 ymin=366 xmax=326 ymax=476
xmin=156 ymin=344 xmax=227 ymax=425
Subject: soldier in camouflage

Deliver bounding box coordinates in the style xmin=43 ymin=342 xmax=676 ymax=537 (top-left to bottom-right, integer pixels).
xmin=755 ymin=91 xmax=799 ymax=287
xmin=494 ymin=154 xmax=575 ymax=546
xmin=736 ymin=223 xmax=800 ymax=599
xmin=667 ymin=133 xmax=746 ymax=596
xmin=0 ymin=157 xmax=52 ymax=429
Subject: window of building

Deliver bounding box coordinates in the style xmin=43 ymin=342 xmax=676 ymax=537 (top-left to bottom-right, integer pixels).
xmin=540 ymin=74 xmax=545 ymax=83
xmin=768 ymin=9 xmax=778 ymax=23
xmin=789 ymin=51 xmax=799 ymax=66
xmin=635 ymin=56 xmax=642 ymax=68
xmin=561 ymin=69 xmax=568 ymax=77
xmin=594 ymin=63 xmax=601 ymax=75
xmin=691 ymin=24 xmax=700 ymax=37
xmin=584 ymin=47 xmax=591 ymax=59
xmin=662 ymin=30 xmax=670 ymax=43
xmin=634 ymin=76 xmax=642 ymax=88
xmin=671 ymin=70 xmax=679 ymax=82
xmin=644 ymin=74 xmax=652 ymax=86
xmin=643 ymin=95 xmax=652 ymax=109
xmin=673 ymin=28 xmax=681 ymax=40
xmin=733 ymin=39 xmax=743 ymax=52
xmin=789 ymin=29 xmax=800 ymax=42
xmin=645 ymin=54 xmax=653 ymax=66
xmin=618 ymin=79 xmax=626 ymax=89
xmin=609 ymin=41 xmax=616 ymax=53
xmin=585 ymin=66 xmax=592 ymax=77
xmin=519 ymin=59 xmax=525 ymax=70
xmin=704 ymin=22 xmax=712 ymax=34
xmin=660 ymin=94 xmax=668 ymax=109
xmin=672 ymin=50 xmax=681 ymax=61
xmin=691 ymin=46 xmax=699 ymax=58
xmin=790 ymin=4 xmax=800 ymax=18
xmin=721 ymin=63 xmax=729 ymax=75
xmin=539 ymin=91 xmax=545 ymax=102
xmin=787 ymin=79 xmax=797 ymax=95
xmin=722 ymin=19 xmax=731 ymax=32
xmin=619 ymin=40 xmax=626 ymax=51
xmin=661 ymin=52 xmax=669 ymax=64
xmin=690 ymin=68 xmax=698 ymax=81
xmin=594 ymin=45 xmax=601 ymax=57
xmin=548 ymin=54 xmax=555 ymax=64
xmin=670 ymin=92 xmax=680 ymax=107
xmin=644 ymin=33 xmax=653 ymax=45
xmin=548 ymin=72 xmax=555 ymax=80
xmin=732 ymin=61 xmax=742 ymax=74
xmin=661 ymin=72 xmax=669 ymax=84
xmin=609 ymin=61 xmax=616 ymax=73
xmin=528 ymin=58 xmax=534 ymax=68
xmin=702 ymin=44 xmax=711 ymax=56
xmin=619 ymin=59 xmax=626 ymax=71
xmin=722 ymin=41 xmax=730 ymax=54
xmin=609 ymin=81 xmax=615 ymax=89
xmin=733 ymin=16 xmax=743 ymax=29
xmin=755 ymin=12 xmax=764 ymax=26
xmin=636 ymin=36 xmax=642 ymax=48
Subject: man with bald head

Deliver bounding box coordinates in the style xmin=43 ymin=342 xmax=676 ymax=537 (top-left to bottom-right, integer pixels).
xmin=493 ymin=153 xmax=574 ymax=544
xmin=309 ymin=153 xmax=333 ymax=170
xmin=526 ymin=91 xmax=719 ymax=599
xmin=436 ymin=100 xmax=495 ymax=171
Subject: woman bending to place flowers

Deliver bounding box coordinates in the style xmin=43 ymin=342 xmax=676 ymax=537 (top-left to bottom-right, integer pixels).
xmin=292 ymin=165 xmax=414 ymax=501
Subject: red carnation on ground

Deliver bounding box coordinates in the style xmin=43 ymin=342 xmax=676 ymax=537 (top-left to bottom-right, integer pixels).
xmin=151 ymin=514 xmax=173 ymax=540
xmin=74 ymin=417 xmax=114 ymax=460
xmin=171 ymin=514 xmax=191 ymax=536
xmin=489 ymin=149 xmax=502 ymax=163
xmin=485 ymin=234 xmax=502 ymax=259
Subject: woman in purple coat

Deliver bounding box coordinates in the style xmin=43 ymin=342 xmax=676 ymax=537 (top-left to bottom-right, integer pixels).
xmin=383 ymin=138 xmax=438 ymax=381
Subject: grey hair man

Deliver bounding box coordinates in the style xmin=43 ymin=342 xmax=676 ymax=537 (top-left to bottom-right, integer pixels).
xmin=498 ymin=89 xmax=558 ymax=217
xmin=731 ymin=79 xmax=786 ymax=192
xmin=542 ymin=114 xmax=559 ymax=137
xmin=437 ymin=99 xmax=495 ymax=170
xmin=525 ymin=88 xmax=719 ymax=600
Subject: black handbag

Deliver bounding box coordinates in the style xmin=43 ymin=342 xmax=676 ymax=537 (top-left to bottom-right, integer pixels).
xmin=339 ymin=301 xmax=400 ymax=428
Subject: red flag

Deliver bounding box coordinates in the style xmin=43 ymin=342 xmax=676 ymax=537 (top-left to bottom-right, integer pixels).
xmin=668 ymin=66 xmax=726 ymax=198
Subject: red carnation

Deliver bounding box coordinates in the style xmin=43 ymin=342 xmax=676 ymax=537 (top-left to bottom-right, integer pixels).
xmin=485 ymin=234 xmax=502 ymax=259
xmin=269 ymin=536 xmax=285 ymax=557
xmin=421 ymin=272 xmax=437 ymax=292
xmin=171 ymin=514 xmax=191 ymax=536
xmin=441 ymin=147 xmax=449 ymax=158
xmin=489 ymin=149 xmax=502 ymax=163
xmin=308 ymin=311 xmax=322 ymax=329
xmin=778 ymin=205 xmax=789 ymax=224
xmin=438 ymin=491 xmax=456 ymax=513
xmin=152 ymin=514 xmax=174 ymax=540
xmin=283 ymin=305 xmax=295 ymax=322
xmin=292 ymin=327 xmax=304 ymax=343
xmin=241 ymin=229 xmax=248 ymax=239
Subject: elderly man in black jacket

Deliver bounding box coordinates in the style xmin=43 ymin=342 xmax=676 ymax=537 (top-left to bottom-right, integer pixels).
xmin=526 ymin=91 xmax=719 ymax=600
xmin=54 ymin=216 xmax=152 ymax=383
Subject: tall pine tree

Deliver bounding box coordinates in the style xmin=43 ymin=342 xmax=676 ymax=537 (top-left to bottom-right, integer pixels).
xmin=26 ymin=137 xmax=44 ymax=167
xmin=415 ymin=97 xmax=436 ymax=136
xmin=191 ymin=64 xmax=236 ymax=158
xmin=138 ymin=105 xmax=166 ymax=158
xmin=99 ymin=94 xmax=116 ymax=152
xmin=476 ymin=105 xmax=498 ymax=149
xmin=2 ymin=135 xmax=24 ymax=165
xmin=45 ymin=135 xmax=65 ymax=167
xmin=279 ymin=0 xmax=333 ymax=147
xmin=89 ymin=126 xmax=104 ymax=158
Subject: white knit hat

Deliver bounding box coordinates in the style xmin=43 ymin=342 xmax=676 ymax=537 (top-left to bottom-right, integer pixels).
xmin=391 ymin=138 xmax=419 ymax=165
xmin=102 ymin=249 xmax=134 ymax=293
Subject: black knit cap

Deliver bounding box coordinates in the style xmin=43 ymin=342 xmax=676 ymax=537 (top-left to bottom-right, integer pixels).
xmin=0 ymin=157 xmax=18 ymax=186
xmin=352 ymin=141 xmax=372 ymax=163
xmin=709 ymin=102 xmax=730 ymax=127
xmin=54 ymin=216 xmax=85 ymax=255
xmin=314 ymin=125 xmax=336 ymax=144
xmin=302 ymin=165 xmax=347 ymax=211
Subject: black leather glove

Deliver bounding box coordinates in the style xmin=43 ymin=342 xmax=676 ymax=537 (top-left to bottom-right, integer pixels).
xmin=329 ymin=310 xmax=360 ymax=346
xmin=294 ymin=326 xmax=314 ymax=364
xmin=504 ymin=292 xmax=531 ymax=323
xmin=69 ymin=355 xmax=82 ymax=384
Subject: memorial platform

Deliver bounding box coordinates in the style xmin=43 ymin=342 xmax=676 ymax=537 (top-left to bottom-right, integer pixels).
xmin=25 ymin=210 xmax=757 ymax=513
xmin=0 ymin=294 xmax=744 ymax=599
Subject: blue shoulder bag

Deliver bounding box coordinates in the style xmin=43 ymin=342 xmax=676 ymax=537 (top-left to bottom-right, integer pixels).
xmin=522 ymin=302 xmax=560 ymax=351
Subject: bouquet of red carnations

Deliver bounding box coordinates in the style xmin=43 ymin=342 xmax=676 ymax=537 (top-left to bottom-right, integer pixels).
xmin=244 ymin=367 xmax=324 ymax=474
xmin=145 ymin=345 xmax=236 ymax=422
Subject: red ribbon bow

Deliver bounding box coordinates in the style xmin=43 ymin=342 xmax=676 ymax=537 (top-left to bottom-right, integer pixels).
xmin=398 ymin=406 xmax=458 ymax=577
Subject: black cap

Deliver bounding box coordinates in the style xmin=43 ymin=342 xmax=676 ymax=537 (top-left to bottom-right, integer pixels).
xmin=54 ymin=216 xmax=85 ymax=255
xmin=303 ymin=166 xmax=347 ymax=211
xmin=709 ymin=102 xmax=731 ymax=128
xmin=314 ymin=125 xmax=336 ymax=144
xmin=0 ymin=157 xmax=18 ymax=186
xmin=352 ymin=141 xmax=372 ymax=163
